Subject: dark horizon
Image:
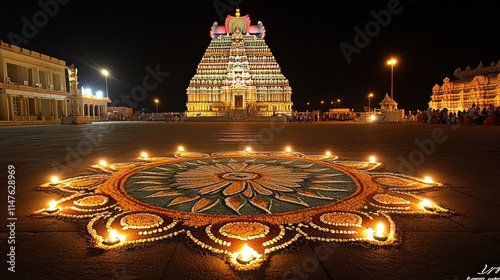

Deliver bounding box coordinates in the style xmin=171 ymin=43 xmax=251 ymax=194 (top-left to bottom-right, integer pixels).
xmin=0 ymin=0 xmax=497 ymax=113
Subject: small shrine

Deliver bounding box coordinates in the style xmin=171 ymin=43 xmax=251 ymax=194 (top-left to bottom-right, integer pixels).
xmin=379 ymin=93 xmax=398 ymax=112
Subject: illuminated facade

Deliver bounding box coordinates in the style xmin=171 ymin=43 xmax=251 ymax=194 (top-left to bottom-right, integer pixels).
xmin=0 ymin=41 xmax=110 ymax=122
xmin=429 ymin=60 xmax=500 ymax=112
xmin=186 ymin=9 xmax=293 ymax=118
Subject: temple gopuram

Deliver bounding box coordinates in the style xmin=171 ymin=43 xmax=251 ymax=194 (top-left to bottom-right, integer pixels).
xmin=429 ymin=60 xmax=500 ymax=112
xmin=185 ymin=9 xmax=293 ymax=118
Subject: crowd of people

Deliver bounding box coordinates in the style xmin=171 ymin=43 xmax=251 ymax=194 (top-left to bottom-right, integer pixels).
xmin=408 ymin=104 xmax=500 ymax=125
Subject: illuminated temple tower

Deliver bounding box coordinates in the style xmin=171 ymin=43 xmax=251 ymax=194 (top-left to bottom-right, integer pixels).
xmin=186 ymin=9 xmax=293 ymax=118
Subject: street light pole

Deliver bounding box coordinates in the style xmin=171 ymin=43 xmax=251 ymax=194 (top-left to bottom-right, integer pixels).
xmin=155 ymin=99 xmax=159 ymax=113
xmin=387 ymin=59 xmax=397 ymax=100
xmin=368 ymin=93 xmax=373 ymax=113
xmin=101 ymin=69 xmax=109 ymax=98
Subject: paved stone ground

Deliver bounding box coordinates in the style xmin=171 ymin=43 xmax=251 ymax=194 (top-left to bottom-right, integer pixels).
xmin=1 ymin=120 xmax=499 ymax=280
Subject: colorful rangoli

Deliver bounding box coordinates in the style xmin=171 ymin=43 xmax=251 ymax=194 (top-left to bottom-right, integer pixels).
xmin=32 ymin=150 xmax=451 ymax=270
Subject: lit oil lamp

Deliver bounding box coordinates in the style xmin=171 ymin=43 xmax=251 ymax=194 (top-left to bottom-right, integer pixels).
xmin=419 ymin=199 xmax=436 ymax=211
xmin=245 ymin=146 xmax=252 ymax=152
xmin=177 ymin=146 xmax=185 ymax=153
xmin=50 ymin=176 xmax=60 ymax=185
xmin=285 ymin=146 xmax=292 ymax=153
xmin=103 ymin=229 xmax=125 ymax=246
xmin=373 ymin=222 xmax=388 ymax=241
xmin=369 ymin=156 xmax=376 ymax=163
xmin=140 ymin=151 xmax=149 ymax=159
xmin=423 ymin=176 xmax=434 ymax=184
xmin=44 ymin=200 xmax=60 ymax=213
xmin=325 ymin=151 xmax=331 ymax=157
xmin=99 ymin=159 xmax=107 ymax=167
xmin=235 ymin=244 xmax=260 ymax=264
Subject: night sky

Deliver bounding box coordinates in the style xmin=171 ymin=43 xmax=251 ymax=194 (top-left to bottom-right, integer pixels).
xmin=0 ymin=0 xmax=497 ymax=113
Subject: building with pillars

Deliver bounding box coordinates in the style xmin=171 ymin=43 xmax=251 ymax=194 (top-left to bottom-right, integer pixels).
xmin=185 ymin=8 xmax=293 ymax=118
xmin=429 ymin=60 xmax=500 ymax=112
xmin=0 ymin=41 xmax=110 ymax=123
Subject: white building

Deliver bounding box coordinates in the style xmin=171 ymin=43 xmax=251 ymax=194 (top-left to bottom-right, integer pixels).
xmin=0 ymin=41 xmax=110 ymax=123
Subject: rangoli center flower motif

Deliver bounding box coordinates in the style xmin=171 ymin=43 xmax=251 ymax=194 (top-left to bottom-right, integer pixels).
xmin=124 ymin=159 xmax=357 ymax=215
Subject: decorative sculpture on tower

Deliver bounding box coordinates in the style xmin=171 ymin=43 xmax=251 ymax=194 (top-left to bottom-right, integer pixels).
xmin=67 ymin=63 xmax=81 ymax=116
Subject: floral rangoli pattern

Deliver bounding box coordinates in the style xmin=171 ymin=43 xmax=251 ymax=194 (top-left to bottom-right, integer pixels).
xmin=32 ymin=150 xmax=451 ymax=270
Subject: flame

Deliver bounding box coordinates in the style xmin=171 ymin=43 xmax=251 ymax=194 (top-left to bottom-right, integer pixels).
xmin=108 ymin=229 xmax=125 ymax=243
xmin=236 ymin=244 xmax=260 ymax=263
xmin=375 ymin=222 xmax=385 ymax=236
xmin=48 ymin=200 xmax=58 ymax=210
xmin=423 ymin=176 xmax=434 ymax=183
xmin=419 ymin=199 xmax=434 ymax=210
xmin=50 ymin=176 xmax=59 ymax=184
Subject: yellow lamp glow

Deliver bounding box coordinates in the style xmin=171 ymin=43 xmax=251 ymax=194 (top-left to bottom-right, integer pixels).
xmin=140 ymin=151 xmax=149 ymax=159
xmin=50 ymin=176 xmax=59 ymax=184
xmin=236 ymin=244 xmax=260 ymax=264
xmin=373 ymin=222 xmax=388 ymax=241
xmin=423 ymin=176 xmax=434 ymax=184
xmin=245 ymin=146 xmax=252 ymax=152
xmin=99 ymin=160 xmax=107 ymax=167
xmin=48 ymin=200 xmax=57 ymax=210
xmin=178 ymin=146 xmax=184 ymax=152
xmin=285 ymin=146 xmax=292 ymax=153
xmin=325 ymin=151 xmax=331 ymax=157
xmin=104 ymin=229 xmax=125 ymax=245
xmin=419 ymin=199 xmax=436 ymax=211
xmin=369 ymin=156 xmax=376 ymax=163
xmin=370 ymin=115 xmax=376 ymax=121
xmin=45 ymin=200 xmax=60 ymax=213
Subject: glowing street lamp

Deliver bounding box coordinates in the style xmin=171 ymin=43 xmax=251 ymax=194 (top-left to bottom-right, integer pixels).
xmin=154 ymin=99 xmax=159 ymax=113
xmin=387 ymin=58 xmax=397 ymax=100
xmin=337 ymin=98 xmax=341 ymax=107
xmin=368 ymin=93 xmax=374 ymax=112
xmin=101 ymin=69 xmax=109 ymax=98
